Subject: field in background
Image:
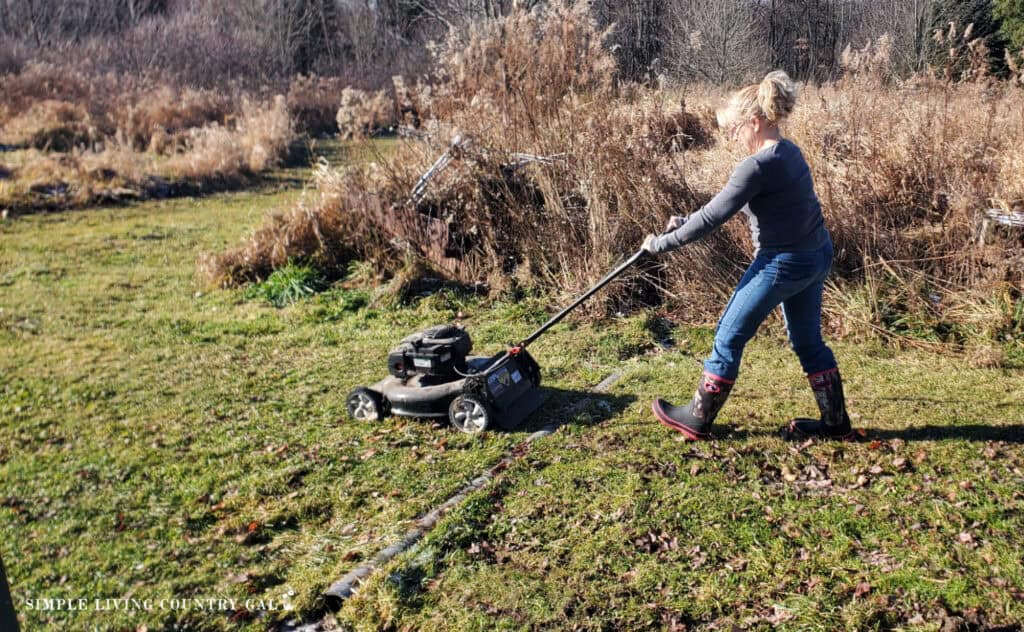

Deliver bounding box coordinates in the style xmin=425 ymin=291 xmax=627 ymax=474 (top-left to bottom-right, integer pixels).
xmin=0 ymin=66 xmax=404 ymax=214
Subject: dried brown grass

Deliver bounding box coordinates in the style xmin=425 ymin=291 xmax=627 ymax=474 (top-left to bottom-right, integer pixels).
xmin=0 ymin=58 xmax=306 ymax=212
xmin=0 ymin=95 xmax=295 ymax=212
xmin=115 ymin=86 xmax=237 ymax=153
xmin=163 ymin=96 xmax=293 ymax=181
xmin=287 ymin=75 xmax=351 ymax=137
xmin=0 ymin=99 xmax=99 ymax=151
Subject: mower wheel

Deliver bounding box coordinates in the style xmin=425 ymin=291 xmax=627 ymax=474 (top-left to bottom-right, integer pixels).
xmin=448 ymin=394 xmax=492 ymax=434
xmin=346 ymin=387 xmax=385 ymax=422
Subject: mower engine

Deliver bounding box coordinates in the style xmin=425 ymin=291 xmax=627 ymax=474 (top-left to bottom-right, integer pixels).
xmin=387 ymin=324 xmax=472 ymax=379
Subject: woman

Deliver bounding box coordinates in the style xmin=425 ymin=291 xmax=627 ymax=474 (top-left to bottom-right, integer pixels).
xmin=641 ymin=70 xmax=856 ymax=442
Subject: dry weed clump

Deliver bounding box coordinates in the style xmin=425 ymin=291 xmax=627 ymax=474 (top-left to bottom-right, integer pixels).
xmin=165 ymin=96 xmax=293 ymax=182
xmin=114 ymin=86 xmax=237 ymax=153
xmin=0 ymin=144 xmax=152 ymax=210
xmin=336 ymin=88 xmax=396 ymax=139
xmin=391 ymin=75 xmax=432 ymax=129
xmin=287 ymin=75 xmax=350 ymax=136
xmin=198 ymin=163 xmax=390 ymax=285
xmin=0 ymin=62 xmax=121 ymax=125
xmin=0 ymin=99 xmax=99 ymax=150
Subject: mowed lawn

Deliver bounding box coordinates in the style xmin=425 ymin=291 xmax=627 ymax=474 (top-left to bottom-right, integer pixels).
xmin=1 ymin=182 xmax=1023 ymax=631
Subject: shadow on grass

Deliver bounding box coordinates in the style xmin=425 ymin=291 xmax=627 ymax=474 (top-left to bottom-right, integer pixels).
xmin=864 ymin=425 xmax=1024 ymax=443
xmin=729 ymin=423 xmax=1024 ymax=443
xmin=511 ymin=386 xmax=637 ymax=435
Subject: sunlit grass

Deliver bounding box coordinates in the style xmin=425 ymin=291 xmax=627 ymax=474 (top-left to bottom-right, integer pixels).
xmin=2 ymin=181 xmax=1022 ymax=631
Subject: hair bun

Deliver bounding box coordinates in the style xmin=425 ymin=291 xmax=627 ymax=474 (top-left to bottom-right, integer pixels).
xmin=757 ymin=70 xmax=798 ymax=123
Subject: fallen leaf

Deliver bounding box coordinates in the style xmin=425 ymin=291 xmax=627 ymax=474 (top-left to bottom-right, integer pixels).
xmin=766 ymin=604 xmax=794 ymax=624
xmin=227 ymin=572 xmax=250 ymax=584
xmin=853 ymin=581 xmax=872 ymax=598
xmin=781 ymin=465 xmax=798 ymax=482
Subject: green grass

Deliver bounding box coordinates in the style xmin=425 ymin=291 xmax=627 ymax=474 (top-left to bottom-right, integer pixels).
xmin=1 ymin=175 xmax=1023 ymax=631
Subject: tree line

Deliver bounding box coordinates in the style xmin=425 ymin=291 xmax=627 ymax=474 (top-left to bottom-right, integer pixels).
xmin=0 ymin=0 xmax=1022 ymax=86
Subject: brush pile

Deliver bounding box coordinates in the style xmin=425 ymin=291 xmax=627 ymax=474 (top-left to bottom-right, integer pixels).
xmin=202 ymin=1 xmax=719 ymax=314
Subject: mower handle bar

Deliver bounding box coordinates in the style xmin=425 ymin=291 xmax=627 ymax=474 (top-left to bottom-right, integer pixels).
xmin=517 ymin=248 xmax=649 ymax=349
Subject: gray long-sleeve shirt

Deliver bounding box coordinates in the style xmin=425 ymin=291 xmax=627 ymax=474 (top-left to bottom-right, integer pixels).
xmin=651 ymin=139 xmax=829 ymax=254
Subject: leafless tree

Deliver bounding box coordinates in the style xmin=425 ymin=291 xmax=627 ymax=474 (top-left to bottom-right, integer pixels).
xmin=662 ymin=0 xmax=769 ymax=85
xmin=0 ymin=0 xmax=167 ymax=44
xmin=593 ymin=0 xmax=665 ymax=81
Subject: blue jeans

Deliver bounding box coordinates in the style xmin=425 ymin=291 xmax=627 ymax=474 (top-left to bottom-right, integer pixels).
xmin=704 ymin=237 xmax=837 ymax=381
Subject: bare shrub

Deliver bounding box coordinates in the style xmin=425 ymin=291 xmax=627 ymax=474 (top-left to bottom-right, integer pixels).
xmin=335 ymin=88 xmax=395 ymax=139
xmin=71 ymin=4 xmax=277 ymax=87
xmin=113 ymin=86 xmax=238 ymax=153
xmin=287 ymin=74 xmax=348 ymax=136
xmin=165 ymin=95 xmax=294 ymax=181
xmin=0 ymin=36 xmax=28 ymax=74
xmin=0 ymin=99 xmax=98 ymax=150
xmin=661 ymin=0 xmax=769 ymax=85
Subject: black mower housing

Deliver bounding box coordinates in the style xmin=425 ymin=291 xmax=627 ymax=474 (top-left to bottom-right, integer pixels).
xmin=369 ymin=349 xmax=543 ymax=430
xmin=463 ymin=349 xmax=543 ymax=430
xmin=387 ymin=324 xmax=472 ymax=379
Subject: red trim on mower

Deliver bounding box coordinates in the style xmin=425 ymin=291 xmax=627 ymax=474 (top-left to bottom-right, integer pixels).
xmin=651 ymin=399 xmax=708 ymax=441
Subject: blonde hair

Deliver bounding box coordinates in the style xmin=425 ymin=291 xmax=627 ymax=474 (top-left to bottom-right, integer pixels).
xmin=716 ymin=70 xmax=798 ymax=129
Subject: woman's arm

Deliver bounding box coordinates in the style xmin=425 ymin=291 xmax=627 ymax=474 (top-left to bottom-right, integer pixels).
xmin=651 ymin=157 xmax=764 ymax=254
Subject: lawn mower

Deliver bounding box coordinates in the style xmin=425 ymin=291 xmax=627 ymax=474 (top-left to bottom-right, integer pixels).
xmin=345 ymin=248 xmax=648 ymax=433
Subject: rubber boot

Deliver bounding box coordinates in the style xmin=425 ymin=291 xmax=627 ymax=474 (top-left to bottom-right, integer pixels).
xmin=785 ymin=368 xmax=857 ymax=440
xmin=652 ymin=372 xmax=734 ymax=440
